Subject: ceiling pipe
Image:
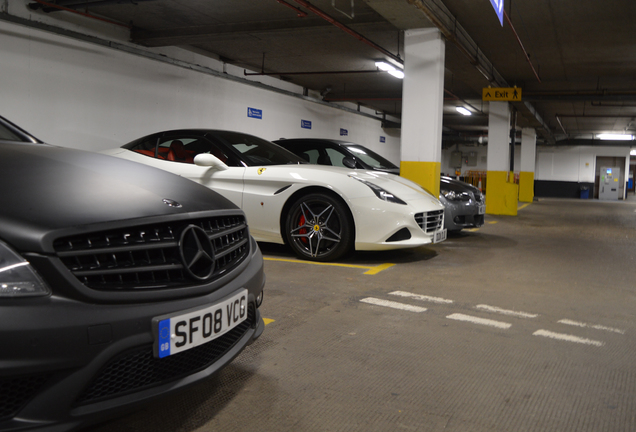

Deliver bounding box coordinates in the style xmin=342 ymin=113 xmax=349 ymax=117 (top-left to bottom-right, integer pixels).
xmin=503 ymin=10 xmax=541 ymax=83
xmin=245 ymin=69 xmax=381 ymax=76
xmin=290 ymin=0 xmax=403 ymax=66
xmin=56 ymin=0 xmax=153 ymax=7
xmin=555 ymin=114 xmax=636 ymax=118
xmin=555 ymin=115 xmax=568 ymax=135
xmin=525 ymin=92 xmax=636 ymax=102
xmin=27 ymin=0 xmax=132 ymax=27
xmin=276 ymin=0 xmax=308 ymax=17
xmin=325 ymin=97 xmax=402 ymax=101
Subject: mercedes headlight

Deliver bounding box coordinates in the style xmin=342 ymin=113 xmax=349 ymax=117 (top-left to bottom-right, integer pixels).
xmin=441 ymin=189 xmax=470 ymax=202
xmin=0 ymin=240 xmax=51 ymax=298
xmin=351 ymin=176 xmax=407 ymax=205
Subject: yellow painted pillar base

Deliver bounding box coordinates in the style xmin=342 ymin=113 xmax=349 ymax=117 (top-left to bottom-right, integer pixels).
xmin=486 ymin=171 xmax=519 ymax=215
xmin=518 ymin=171 xmax=535 ymax=203
xmin=400 ymin=161 xmax=441 ymax=197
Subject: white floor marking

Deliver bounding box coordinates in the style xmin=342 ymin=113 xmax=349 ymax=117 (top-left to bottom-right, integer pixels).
xmin=533 ymin=329 xmax=604 ymax=346
xmin=475 ymin=304 xmax=538 ymax=319
xmin=446 ymin=313 xmax=511 ymax=329
xmin=558 ymin=319 xmax=625 ymax=334
xmin=389 ymin=291 xmax=454 ymax=304
xmin=360 ymin=298 xmax=427 ymax=313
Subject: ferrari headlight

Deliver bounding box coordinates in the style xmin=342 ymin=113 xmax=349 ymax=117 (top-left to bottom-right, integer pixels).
xmin=351 ymin=176 xmax=407 ymax=205
xmin=0 ymin=240 xmax=51 ymax=298
xmin=441 ymin=189 xmax=470 ymax=202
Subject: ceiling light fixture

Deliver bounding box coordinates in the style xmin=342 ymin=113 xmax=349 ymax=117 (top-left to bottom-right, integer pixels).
xmin=375 ymin=61 xmax=392 ymax=71
xmin=597 ymin=133 xmax=634 ymax=141
xmin=388 ymin=69 xmax=404 ymax=79
xmin=375 ymin=60 xmax=404 ymax=79
xmin=456 ymin=106 xmax=472 ymax=116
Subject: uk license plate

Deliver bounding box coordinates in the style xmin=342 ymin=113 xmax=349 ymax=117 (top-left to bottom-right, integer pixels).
xmin=154 ymin=289 xmax=248 ymax=358
xmin=433 ymin=229 xmax=447 ymax=243
xmin=478 ymin=204 xmax=486 ymax=214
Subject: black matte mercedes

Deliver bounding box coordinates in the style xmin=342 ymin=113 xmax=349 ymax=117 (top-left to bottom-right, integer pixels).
xmin=0 ymin=116 xmax=265 ymax=431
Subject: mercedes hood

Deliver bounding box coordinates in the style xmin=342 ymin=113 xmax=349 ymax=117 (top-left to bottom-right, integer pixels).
xmin=0 ymin=142 xmax=238 ymax=252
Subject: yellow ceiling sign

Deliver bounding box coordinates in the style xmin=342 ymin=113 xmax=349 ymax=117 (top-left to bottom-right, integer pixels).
xmin=482 ymin=87 xmax=522 ymax=101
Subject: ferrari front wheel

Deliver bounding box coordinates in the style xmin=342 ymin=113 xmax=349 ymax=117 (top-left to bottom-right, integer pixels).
xmin=284 ymin=193 xmax=354 ymax=262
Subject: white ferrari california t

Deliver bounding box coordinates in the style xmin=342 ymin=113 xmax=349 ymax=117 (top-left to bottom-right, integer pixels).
xmin=102 ymin=129 xmax=446 ymax=261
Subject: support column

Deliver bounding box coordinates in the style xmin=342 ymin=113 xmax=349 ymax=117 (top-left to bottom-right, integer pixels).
xmin=486 ymin=101 xmax=518 ymax=215
xmin=519 ymin=127 xmax=537 ymax=202
xmin=400 ymin=28 xmax=445 ymax=197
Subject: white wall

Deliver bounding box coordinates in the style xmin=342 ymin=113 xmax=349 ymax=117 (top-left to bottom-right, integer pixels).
xmin=441 ymin=144 xmax=521 ymax=175
xmin=535 ymin=146 xmax=629 ymax=182
xmin=0 ymin=17 xmax=398 ymax=153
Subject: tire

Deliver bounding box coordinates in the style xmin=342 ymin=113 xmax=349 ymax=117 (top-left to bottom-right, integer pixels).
xmin=284 ymin=193 xmax=354 ymax=262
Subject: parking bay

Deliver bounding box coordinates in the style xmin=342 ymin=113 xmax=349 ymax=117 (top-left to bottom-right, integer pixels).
xmin=87 ymin=198 xmax=636 ymax=432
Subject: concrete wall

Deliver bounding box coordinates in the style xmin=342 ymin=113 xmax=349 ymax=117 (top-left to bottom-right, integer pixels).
xmin=536 ymin=146 xmax=629 ymax=182
xmin=0 ymin=13 xmax=397 ymax=154
xmin=441 ymin=145 xmax=521 ymax=176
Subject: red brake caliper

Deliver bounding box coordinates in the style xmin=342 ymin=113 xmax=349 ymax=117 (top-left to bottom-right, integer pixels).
xmin=298 ymin=215 xmax=308 ymax=244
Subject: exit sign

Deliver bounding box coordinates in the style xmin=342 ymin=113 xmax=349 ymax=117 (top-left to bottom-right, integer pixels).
xmin=482 ymin=87 xmax=522 ymax=101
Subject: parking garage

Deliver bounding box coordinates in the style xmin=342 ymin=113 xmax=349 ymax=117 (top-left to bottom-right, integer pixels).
xmin=0 ymin=1 xmax=635 ymax=431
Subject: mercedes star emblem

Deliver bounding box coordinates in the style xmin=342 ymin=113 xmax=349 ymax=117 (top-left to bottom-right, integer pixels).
xmin=179 ymin=225 xmax=215 ymax=281
xmin=163 ymin=198 xmax=182 ymax=208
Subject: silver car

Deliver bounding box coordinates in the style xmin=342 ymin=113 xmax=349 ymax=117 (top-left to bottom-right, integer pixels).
xmin=274 ymin=138 xmax=485 ymax=232
xmin=439 ymin=176 xmax=485 ymax=232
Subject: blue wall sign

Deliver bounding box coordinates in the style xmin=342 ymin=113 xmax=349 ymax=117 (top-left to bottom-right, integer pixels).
xmin=380 ymin=136 xmax=386 ymax=143
xmin=247 ymin=107 xmax=262 ymax=119
xmin=340 ymin=128 xmax=348 ymax=136
xmin=489 ymin=0 xmax=504 ymax=26
xmin=301 ymin=120 xmax=312 ymax=129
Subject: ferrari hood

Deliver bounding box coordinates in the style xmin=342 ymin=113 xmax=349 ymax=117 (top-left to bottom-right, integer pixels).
xmin=345 ymin=170 xmax=440 ymax=203
xmin=263 ymin=164 xmax=442 ymax=207
xmin=0 ymin=142 xmax=238 ymax=252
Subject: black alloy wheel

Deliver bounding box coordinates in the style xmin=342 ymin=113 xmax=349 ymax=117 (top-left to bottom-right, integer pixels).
xmin=285 ymin=193 xmax=353 ymax=261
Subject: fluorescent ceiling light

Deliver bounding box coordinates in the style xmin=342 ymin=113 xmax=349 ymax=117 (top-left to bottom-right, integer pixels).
xmin=375 ymin=61 xmax=393 ymax=71
xmin=456 ymin=106 xmax=472 ymax=116
xmin=375 ymin=60 xmax=404 ymax=79
xmin=597 ymin=133 xmax=633 ymax=140
xmin=631 ymin=149 xmax=636 ymax=155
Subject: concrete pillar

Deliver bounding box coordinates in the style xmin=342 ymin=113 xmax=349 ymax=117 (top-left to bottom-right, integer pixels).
xmin=400 ymin=28 xmax=445 ymax=197
xmin=486 ymin=101 xmax=518 ymax=215
xmin=519 ymin=128 xmax=537 ymax=202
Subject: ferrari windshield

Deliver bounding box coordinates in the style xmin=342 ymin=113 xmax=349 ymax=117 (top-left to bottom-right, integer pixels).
xmin=124 ymin=129 xmax=307 ymax=167
xmin=211 ymin=131 xmax=306 ymax=166
xmin=343 ymin=144 xmax=398 ymax=170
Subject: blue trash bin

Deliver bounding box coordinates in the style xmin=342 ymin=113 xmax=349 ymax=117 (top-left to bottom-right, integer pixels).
xmin=580 ymin=187 xmax=589 ymax=199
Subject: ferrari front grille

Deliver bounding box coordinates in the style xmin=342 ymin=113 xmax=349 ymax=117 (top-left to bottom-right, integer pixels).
xmin=415 ymin=210 xmax=444 ymax=233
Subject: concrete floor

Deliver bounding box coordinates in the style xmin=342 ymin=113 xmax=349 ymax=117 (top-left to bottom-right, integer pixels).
xmin=87 ymin=198 xmax=636 ymax=432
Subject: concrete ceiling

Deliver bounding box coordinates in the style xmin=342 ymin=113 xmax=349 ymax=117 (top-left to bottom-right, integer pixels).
xmin=29 ymin=0 xmax=636 ymax=146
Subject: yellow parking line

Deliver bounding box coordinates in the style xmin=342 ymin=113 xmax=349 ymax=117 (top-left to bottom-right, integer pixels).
xmin=518 ymin=203 xmax=531 ymax=211
xmin=488 ymin=221 xmax=499 ymax=224
xmin=363 ymin=263 xmax=395 ymax=275
xmin=263 ymin=318 xmax=275 ymax=326
xmin=263 ymin=257 xmax=395 ymax=275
